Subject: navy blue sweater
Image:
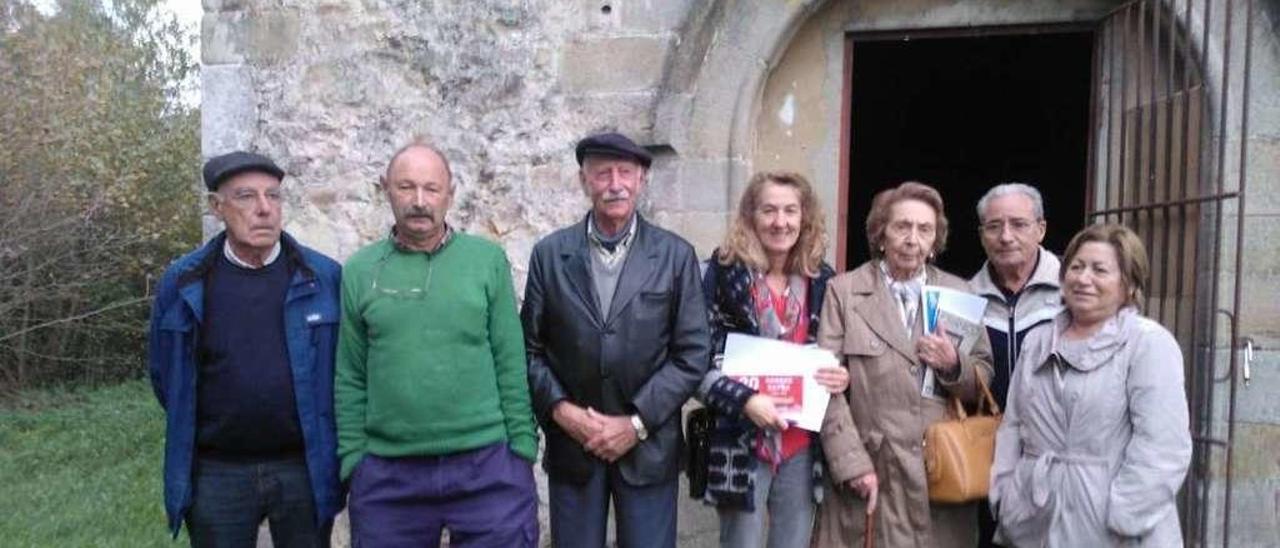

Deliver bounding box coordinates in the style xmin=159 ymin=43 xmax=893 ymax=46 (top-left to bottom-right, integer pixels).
xmin=196 ymin=253 xmax=302 ymax=458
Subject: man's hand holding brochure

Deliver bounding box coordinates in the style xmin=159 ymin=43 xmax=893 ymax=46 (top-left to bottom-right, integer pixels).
xmin=721 ymin=333 xmax=839 ymax=432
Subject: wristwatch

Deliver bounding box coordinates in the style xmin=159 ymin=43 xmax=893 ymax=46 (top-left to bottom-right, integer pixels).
xmin=630 ymin=414 xmax=648 ymax=441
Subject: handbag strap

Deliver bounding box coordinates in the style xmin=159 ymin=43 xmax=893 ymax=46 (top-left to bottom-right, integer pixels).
xmin=947 ymin=371 xmax=1002 ymax=418
xmin=976 ymin=371 xmax=1001 ymax=415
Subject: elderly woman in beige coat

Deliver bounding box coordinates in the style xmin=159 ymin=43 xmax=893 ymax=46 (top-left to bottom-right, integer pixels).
xmin=989 ymin=224 xmax=1191 ymax=547
xmin=815 ymin=182 xmax=993 ymax=547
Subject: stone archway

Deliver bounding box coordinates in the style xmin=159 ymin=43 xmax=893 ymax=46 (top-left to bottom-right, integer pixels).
xmin=653 ymin=0 xmax=1123 ymax=260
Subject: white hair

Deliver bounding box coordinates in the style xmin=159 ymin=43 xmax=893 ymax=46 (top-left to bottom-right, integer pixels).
xmin=976 ymin=183 xmax=1045 ymax=222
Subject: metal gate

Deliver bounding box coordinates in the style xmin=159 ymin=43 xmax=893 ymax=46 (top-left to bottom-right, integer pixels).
xmin=1087 ymin=0 xmax=1256 ymax=545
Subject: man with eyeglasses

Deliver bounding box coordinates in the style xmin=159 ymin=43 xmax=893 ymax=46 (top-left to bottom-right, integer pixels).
xmin=334 ymin=140 xmax=538 ymax=547
xmin=968 ymin=182 xmax=1062 ymax=547
xmin=522 ymin=132 xmax=710 ymax=548
xmin=148 ymin=151 xmax=343 ymax=546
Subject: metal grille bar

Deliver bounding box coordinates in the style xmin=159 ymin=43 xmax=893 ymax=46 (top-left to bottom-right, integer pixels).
xmin=1088 ymin=1 xmax=1254 ymax=545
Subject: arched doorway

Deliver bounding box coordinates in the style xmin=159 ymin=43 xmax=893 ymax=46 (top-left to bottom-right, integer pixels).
xmin=659 ymin=0 xmax=1262 ymax=544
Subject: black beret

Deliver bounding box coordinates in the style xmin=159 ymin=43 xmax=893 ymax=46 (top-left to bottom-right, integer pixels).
xmin=202 ymin=151 xmax=285 ymax=191
xmin=575 ymin=132 xmax=653 ymax=169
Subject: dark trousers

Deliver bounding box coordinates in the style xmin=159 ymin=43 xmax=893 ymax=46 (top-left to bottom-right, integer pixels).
xmin=186 ymin=455 xmax=330 ymax=548
xmin=548 ymin=462 xmax=677 ymax=548
xmin=348 ymin=443 xmax=538 ymax=548
xmin=979 ymin=498 xmax=1003 ymax=547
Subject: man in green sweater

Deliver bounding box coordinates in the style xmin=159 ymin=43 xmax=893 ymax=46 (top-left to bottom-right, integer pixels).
xmin=335 ymin=140 xmax=538 ymax=547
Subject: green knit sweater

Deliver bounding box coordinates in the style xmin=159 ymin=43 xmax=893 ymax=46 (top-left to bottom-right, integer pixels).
xmin=335 ymin=234 xmax=537 ymax=480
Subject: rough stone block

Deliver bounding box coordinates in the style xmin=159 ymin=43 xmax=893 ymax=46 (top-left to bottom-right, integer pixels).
xmin=1226 ymin=349 xmax=1280 ymax=430
xmin=682 ymin=45 xmax=764 ymax=158
xmin=678 ymin=159 xmax=732 ymax=212
xmin=246 ymin=11 xmax=301 ymax=64
xmin=202 ymin=0 xmax=248 ymax=13
xmin=1244 ymin=137 xmax=1280 ymax=216
xmin=1229 ymin=422 xmax=1280 ymax=482
xmin=1227 ymin=214 xmax=1280 ymax=343
xmin=645 ymin=155 xmax=681 ymax=211
xmin=579 ymin=0 xmax=693 ymax=33
xmin=202 ymin=12 xmax=247 ymax=65
xmin=1200 ymin=473 xmax=1280 ymax=547
xmin=679 ymin=211 xmax=731 ymax=259
xmin=201 ymin=64 xmax=256 ymax=155
xmin=654 ymin=91 xmax=693 ymax=153
xmin=561 ymin=36 xmax=670 ymax=93
xmin=561 ymin=91 xmax=657 ymax=143
xmin=201 ymin=10 xmax=301 ymax=68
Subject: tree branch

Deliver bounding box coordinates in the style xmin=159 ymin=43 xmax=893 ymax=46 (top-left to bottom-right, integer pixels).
xmin=0 ymin=296 xmax=150 ymax=344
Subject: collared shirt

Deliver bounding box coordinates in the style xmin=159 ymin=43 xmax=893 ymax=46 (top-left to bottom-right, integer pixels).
xmin=586 ymin=213 xmax=637 ymax=269
xmin=391 ymin=223 xmax=455 ymax=254
xmin=223 ymin=240 xmax=281 ymax=269
xmin=878 ymin=259 xmax=928 ymax=333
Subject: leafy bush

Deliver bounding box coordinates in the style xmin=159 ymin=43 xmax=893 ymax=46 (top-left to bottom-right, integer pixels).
xmin=0 ymin=0 xmax=200 ymax=392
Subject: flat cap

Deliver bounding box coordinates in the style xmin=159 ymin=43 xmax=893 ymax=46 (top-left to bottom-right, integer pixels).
xmin=575 ymin=132 xmax=652 ymax=169
xmin=202 ymin=151 xmax=285 ymax=191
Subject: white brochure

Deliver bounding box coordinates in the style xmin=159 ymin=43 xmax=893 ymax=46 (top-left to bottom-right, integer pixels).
xmin=721 ymin=332 xmax=839 ymax=432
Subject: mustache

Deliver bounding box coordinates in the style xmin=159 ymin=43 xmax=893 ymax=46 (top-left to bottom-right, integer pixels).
xmin=401 ymin=205 xmax=437 ymax=220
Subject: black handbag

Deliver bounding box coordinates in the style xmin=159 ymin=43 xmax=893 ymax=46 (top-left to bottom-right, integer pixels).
xmin=684 ymin=406 xmax=713 ymax=498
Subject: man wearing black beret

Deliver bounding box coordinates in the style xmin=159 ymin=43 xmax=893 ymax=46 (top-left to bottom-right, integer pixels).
xmin=522 ymin=132 xmax=711 ymax=547
xmin=148 ymin=150 xmax=343 ymax=546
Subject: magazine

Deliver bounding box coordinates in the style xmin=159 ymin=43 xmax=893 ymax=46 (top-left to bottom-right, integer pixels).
xmin=919 ymin=285 xmax=988 ymax=399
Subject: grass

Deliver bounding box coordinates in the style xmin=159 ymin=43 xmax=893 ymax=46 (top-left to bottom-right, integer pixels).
xmin=0 ymin=379 xmax=186 ymax=547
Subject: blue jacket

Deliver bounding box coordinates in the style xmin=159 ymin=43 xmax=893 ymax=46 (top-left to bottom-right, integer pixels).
xmin=147 ymin=232 xmax=343 ymax=536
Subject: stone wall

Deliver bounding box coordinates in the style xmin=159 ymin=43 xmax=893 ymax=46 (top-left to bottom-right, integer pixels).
xmin=202 ymin=0 xmax=704 ymax=294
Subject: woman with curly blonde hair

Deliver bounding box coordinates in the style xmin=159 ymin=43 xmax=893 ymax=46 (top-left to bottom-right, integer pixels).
xmin=695 ymin=171 xmax=848 ymax=547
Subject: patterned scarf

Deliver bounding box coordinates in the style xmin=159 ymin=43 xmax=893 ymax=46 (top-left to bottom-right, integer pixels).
xmin=749 ymin=272 xmax=806 ymax=339
xmin=748 ymin=272 xmax=807 ymax=471
xmin=879 ymin=259 xmax=926 ymax=334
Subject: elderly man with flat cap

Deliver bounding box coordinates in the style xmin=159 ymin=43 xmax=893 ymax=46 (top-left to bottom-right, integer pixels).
xmin=148 ymin=151 xmax=343 ymax=546
xmin=522 ymin=132 xmax=711 ymax=548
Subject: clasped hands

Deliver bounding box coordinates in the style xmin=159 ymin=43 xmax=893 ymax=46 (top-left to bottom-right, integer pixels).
xmin=552 ymin=401 xmax=637 ymax=462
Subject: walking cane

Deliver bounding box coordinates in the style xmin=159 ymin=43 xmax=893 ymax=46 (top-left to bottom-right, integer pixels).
xmin=863 ymin=506 xmax=876 ymax=548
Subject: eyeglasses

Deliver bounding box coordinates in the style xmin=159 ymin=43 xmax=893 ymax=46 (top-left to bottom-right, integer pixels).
xmin=370 ymin=247 xmax=433 ymax=300
xmin=210 ymin=189 xmax=283 ymax=208
xmin=980 ymin=218 xmax=1038 ymax=236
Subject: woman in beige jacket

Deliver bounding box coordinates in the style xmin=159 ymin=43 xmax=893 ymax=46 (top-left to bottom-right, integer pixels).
xmin=989 ymin=224 xmax=1191 ymax=547
xmin=814 ymin=182 xmax=994 ymax=547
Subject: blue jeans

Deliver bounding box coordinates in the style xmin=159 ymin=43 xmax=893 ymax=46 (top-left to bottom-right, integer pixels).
xmin=548 ymin=462 xmax=678 ymax=548
xmin=186 ymin=455 xmax=330 ymax=548
xmin=717 ymin=450 xmax=815 ymax=548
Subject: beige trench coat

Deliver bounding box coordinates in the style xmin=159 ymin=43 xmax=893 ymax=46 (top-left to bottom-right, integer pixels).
xmin=814 ymin=262 xmax=994 ymax=548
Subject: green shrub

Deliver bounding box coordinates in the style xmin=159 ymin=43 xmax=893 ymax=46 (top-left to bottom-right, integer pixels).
xmin=0 ymin=0 xmax=200 ymax=392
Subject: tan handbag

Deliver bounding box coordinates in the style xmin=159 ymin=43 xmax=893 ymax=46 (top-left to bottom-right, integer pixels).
xmin=922 ymin=373 xmax=1002 ymax=503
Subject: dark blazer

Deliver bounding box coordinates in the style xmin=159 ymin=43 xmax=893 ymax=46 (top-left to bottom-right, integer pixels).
xmin=522 ymin=214 xmax=711 ymax=486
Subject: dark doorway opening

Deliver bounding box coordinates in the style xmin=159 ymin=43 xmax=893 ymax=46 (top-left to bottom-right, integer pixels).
xmin=844 ymin=31 xmax=1093 ymax=277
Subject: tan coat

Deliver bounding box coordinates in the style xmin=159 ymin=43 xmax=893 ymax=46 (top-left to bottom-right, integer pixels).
xmin=814 ymin=262 xmax=994 ymax=548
